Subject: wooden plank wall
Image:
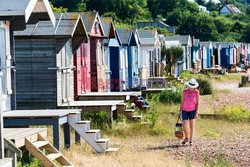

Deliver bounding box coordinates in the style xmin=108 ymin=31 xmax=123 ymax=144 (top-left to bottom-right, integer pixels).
xmin=15 ymin=39 xmax=57 ymax=109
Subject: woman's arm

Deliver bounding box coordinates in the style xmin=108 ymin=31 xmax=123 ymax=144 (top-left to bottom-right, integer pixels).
xmin=179 ymin=91 xmax=185 ymax=115
xmin=195 ymin=90 xmax=200 ymax=118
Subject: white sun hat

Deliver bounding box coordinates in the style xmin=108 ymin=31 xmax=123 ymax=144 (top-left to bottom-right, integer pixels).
xmin=185 ymin=78 xmax=199 ymax=88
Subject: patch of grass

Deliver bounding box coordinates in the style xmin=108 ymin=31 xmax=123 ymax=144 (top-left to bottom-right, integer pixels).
xmin=180 ymin=71 xmax=213 ymax=82
xmin=217 ymin=106 xmax=250 ymax=122
xmin=204 ymin=130 xmax=220 ymax=138
xmin=204 ymin=153 xmax=235 ymax=167
xmin=218 ymin=74 xmax=241 ymax=82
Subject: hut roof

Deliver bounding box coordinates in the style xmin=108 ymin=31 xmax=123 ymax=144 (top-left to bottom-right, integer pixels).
xmin=0 ymin=0 xmax=55 ymax=30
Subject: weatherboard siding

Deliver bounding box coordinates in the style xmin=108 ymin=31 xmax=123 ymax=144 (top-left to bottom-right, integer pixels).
xmin=15 ymin=39 xmax=57 ymax=109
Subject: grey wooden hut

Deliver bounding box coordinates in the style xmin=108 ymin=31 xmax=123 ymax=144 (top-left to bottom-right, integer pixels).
xmin=0 ymin=0 xmax=55 ymax=165
xmin=14 ymin=12 xmax=87 ymax=109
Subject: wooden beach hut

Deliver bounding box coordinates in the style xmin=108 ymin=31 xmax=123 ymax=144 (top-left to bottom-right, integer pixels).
xmin=13 ymin=12 xmax=118 ymax=154
xmin=217 ymin=42 xmax=236 ymax=69
xmin=14 ymin=12 xmax=87 ymax=109
xmin=78 ymin=12 xmax=106 ymax=93
xmin=212 ymin=42 xmax=222 ymax=67
xmin=100 ymin=17 xmax=119 ymax=92
xmin=200 ymin=42 xmax=213 ymax=68
xmin=116 ymin=28 xmax=131 ymax=91
xmin=0 ymin=0 xmax=76 ymax=166
xmin=137 ymin=30 xmax=161 ymax=88
xmin=128 ymin=29 xmax=140 ymax=90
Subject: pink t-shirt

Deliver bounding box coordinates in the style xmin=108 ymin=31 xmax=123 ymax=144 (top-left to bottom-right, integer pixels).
xmin=182 ymin=89 xmax=198 ymax=112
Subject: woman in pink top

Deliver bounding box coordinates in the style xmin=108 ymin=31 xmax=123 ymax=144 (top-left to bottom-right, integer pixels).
xmin=179 ymin=78 xmax=200 ymax=146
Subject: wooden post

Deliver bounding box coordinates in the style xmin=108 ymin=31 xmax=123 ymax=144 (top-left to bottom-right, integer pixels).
xmin=53 ymin=124 xmax=60 ymax=150
xmin=0 ymin=72 xmax=4 ymax=159
xmin=63 ymin=123 xmax=70 ymax=149
xmin=5 ymin=150 xmax=16 ymax=167
xmin=75 ymin=132 xmax=81 ymax=144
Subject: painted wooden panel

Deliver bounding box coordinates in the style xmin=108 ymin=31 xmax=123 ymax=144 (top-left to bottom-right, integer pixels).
xmin=56 ymin=40 xmax=74 ymax=106
xmin=0 ymin=22 xmax=12 ymax=111
xmin=104 ymin=46 xmax=111 ymax=92
xmin=15 ymin=39 xmax=57 ymax=109
xmin=110 ymin=47 xmax=120 ymax=92
xmin=90 ymin=38 xmax=98 ymax=92
xmin=90 ymin=19 xmax=103 ymax=37
xmin=74 ymin=48 xmax=81 ymax=99
xmin=96 ymin=39 xmax=107 ymax=92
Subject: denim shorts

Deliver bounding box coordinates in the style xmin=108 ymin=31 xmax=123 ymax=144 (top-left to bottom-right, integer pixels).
xmin=182 ymin=110 xmax=196 ymax=120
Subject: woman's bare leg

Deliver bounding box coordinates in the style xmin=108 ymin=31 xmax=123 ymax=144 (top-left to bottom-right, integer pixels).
xmin=189 ymin=119 xmax=195 ymax=142
xmin=182 ymin=120 xmax=189 ymax=139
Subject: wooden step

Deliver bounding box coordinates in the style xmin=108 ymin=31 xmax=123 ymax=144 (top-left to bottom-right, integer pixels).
xmin=47 ymin=153 xmax=61 ymax=161
xmin=106 ymin=147 xmax=119 ymax=152
xmin=124 ymin=109 xmax=135 ymax=118
xmin=86 ymin=129 xmax=100 ymax=133
xmin=96 ymin=139 xmax=109 ymax=143
xmin=25 ymin=134 xmax=73 ymax=167
xmin=124 ymin=109 xmax=134 ymax=113
xmin=77 ymin=121 xmax=91 ymax=124
xmin=131 ymin=115 xmax=142 ymax=120
xmin=87 ymin=129 xmax=100 ymax=140
xmin=32 ymin=141 xmax=49 ymax=148
xmin=77 ymin=121 xmax=90 ymax=131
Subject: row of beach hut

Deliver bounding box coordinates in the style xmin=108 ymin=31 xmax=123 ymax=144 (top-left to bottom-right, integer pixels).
xmin=163 ymin=35 xmax=250 ymax=76
xmin=14 ymin=12 xmax=163 ymax=109
xmin=13 ymin=11 xmax=250 ymax=110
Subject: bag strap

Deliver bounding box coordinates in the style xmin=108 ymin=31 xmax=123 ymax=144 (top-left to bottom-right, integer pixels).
xmin=177 ymin=113 xmax=182 ymax=123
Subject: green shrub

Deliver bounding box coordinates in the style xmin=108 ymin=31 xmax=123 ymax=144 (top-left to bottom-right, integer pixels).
xmin=143 ymin=107 xmax=158 ymax=127
xmin=157 ymin=88 xmax=182 ymax=104
xmin=81 ymin=111 xmax=109 ymax=129
xmin=218 ymin=106 xmax=250 ymax=122
xmin=18 ymin=156 xmax=42 ymax=167
xmin=196 ymin=78 xmax=213 ymax=95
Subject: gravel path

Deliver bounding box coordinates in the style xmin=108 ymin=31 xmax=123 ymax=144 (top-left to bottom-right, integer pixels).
xmin=200 ymin=81 xmax=250 ymax=113
xmin=161 ymin=132 xmax=250 ymax=167
xmin=160 ymin=79 xmax=250 ymax=166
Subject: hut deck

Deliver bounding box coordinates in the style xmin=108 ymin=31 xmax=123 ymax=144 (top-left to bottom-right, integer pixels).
xmin=59 ymin=100 xmax=125 ymax=112
xmin=141 ymin=88 xmax=173 ymax=97
xmin=3 ymin=109 xmax=81 ymax=150
xmin=4 ymin=128 xmax=47 ymax=148
xmin=3 ymin=109 xmax=81 ymax=118
xmin=78 ymin=92 xmax=141 ymax=101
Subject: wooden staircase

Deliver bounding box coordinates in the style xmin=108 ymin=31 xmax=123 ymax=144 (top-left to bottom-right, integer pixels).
xmin=25 ymin=134 xmax=73 ymax=167
xmin=68 ymin=113 xmax=118 ymax=153
xmin=130 ymin=95 xmax=150 ymax=111
xmin=116 ymin=103 xmax=142 ymax=120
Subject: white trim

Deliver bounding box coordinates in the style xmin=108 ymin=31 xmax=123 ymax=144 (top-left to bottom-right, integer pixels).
xmin=71 ymin=14 xmax=81 ymax=37
xmin=25 ymin=0 xmax=37 ymax=23
xmin=54 ymin=13 xmax=63 ymax=35
xmin=41 ymin=0 xmax=56 ymax=27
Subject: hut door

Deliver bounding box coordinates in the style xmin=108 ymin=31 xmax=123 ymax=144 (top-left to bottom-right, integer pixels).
xmin=81 ymin=46 xmax=87 ymax=93
xmin=0 ymin=22 xmax=12 ymax=111
xmin=61 ymin=42 xmax=73 ymax=103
